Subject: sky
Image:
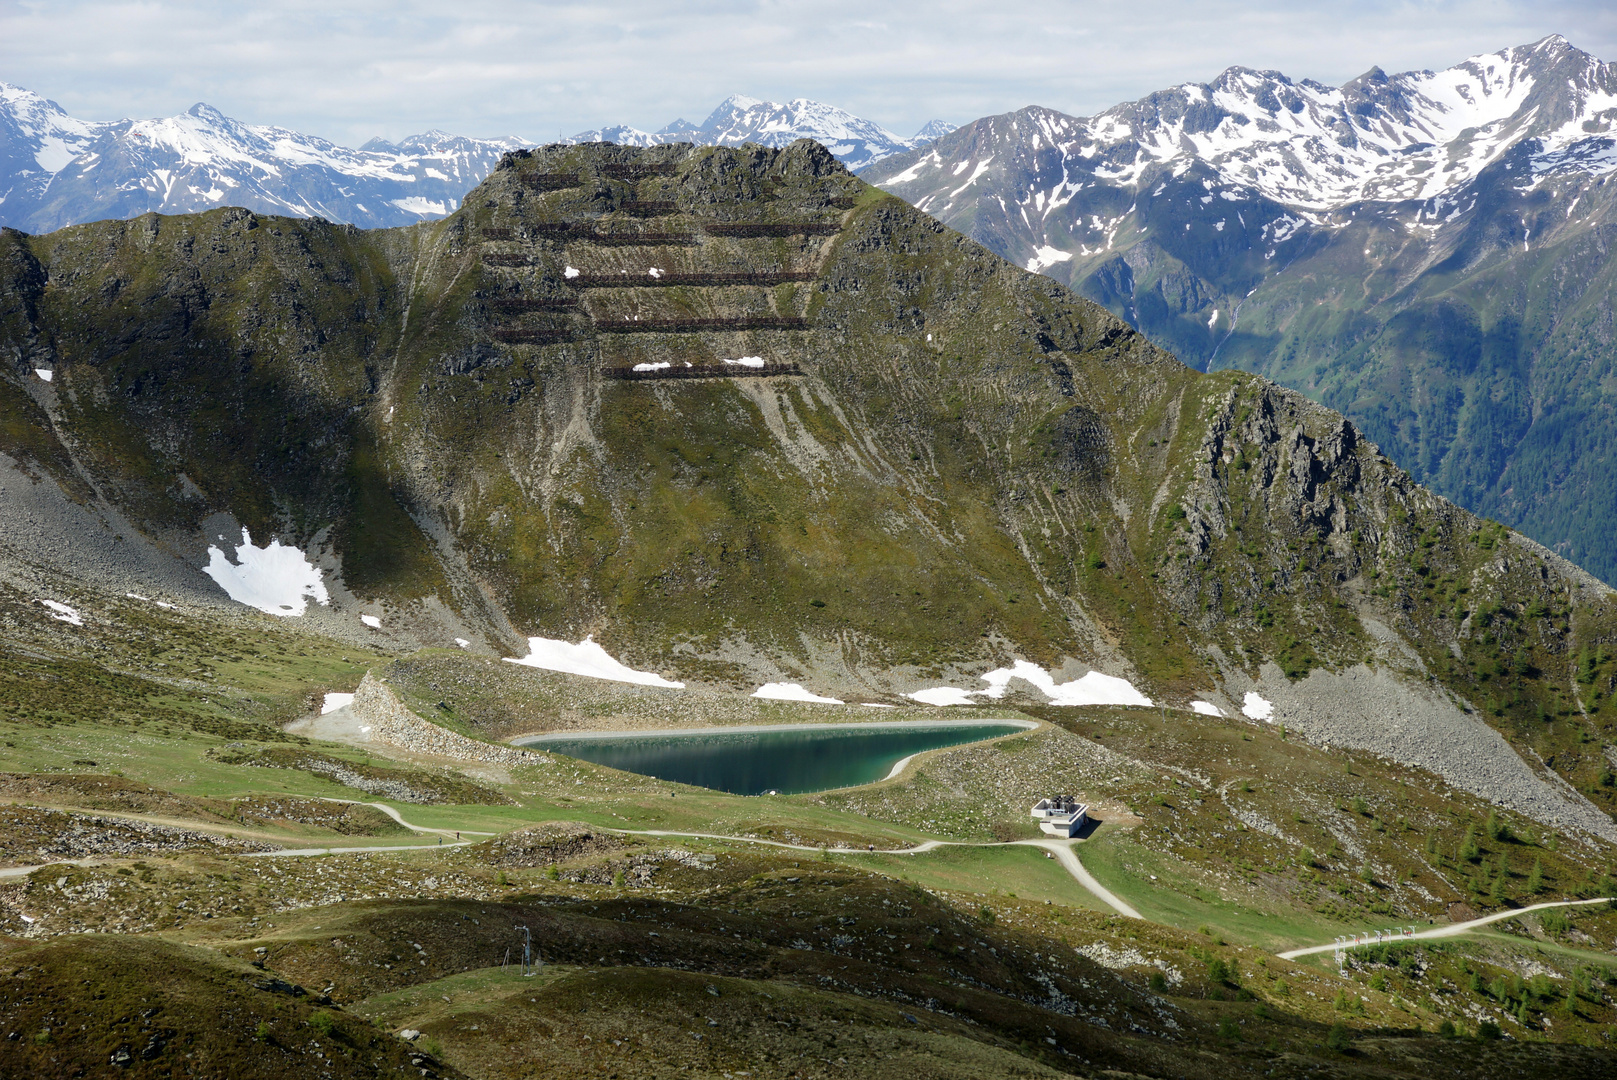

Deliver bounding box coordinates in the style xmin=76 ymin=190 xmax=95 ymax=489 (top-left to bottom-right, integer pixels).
xmin=6 ymin=0 xmax=1617 ymax=147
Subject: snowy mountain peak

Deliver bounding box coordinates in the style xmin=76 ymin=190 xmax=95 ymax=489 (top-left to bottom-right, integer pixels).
xmin=912 ymin=120 xmax=959 ymax=142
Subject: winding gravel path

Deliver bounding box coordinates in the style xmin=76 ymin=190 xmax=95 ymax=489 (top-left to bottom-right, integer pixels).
xmin=609 ymin=827 xmax=1140 ymax=918
xmin=1277 ymin=896 xmax=1617 ymax=960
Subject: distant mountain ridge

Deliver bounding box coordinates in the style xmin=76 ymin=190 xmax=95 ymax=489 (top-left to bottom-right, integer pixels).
xmin=566 ymin=94 xmax=950 ymax=171
xmin=863 ymin=35 xmax=1617 ymax=585
xmin=0 ymin=85 xmax=527 ymax=232
xmin=0 ymin=85 xmax=952 ymax=234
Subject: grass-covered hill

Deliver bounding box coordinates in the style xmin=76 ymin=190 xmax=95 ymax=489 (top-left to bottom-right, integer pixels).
xmin=2 ymin=139 xmax=1617 ymax=835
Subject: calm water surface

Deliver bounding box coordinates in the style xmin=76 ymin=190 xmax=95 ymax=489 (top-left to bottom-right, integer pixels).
xmin=518 ymin=722 xmax=1030 ymax=795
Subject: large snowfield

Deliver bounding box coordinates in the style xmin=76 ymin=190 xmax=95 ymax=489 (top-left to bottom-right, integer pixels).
xmin=201 ymin=528 xmax=330 ymax=617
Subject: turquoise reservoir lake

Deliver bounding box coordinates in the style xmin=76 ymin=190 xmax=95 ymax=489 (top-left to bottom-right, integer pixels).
xmin=516 ymin=721 xmax=1034 ymax=795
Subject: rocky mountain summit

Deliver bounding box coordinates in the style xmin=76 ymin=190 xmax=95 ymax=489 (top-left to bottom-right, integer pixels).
xmin=2 ymin=140 xmax=1616 ymax=837
xmin=864 ymin=36 xmax=1617 ymax=587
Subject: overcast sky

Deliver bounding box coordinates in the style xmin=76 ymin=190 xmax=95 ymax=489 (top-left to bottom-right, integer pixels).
xmin=6 ymin=1 xmax=1617 ymax=146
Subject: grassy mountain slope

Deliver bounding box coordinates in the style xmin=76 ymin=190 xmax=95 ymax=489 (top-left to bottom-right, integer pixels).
xmin=3 ymin=141 xmax=1617 ymax=830
xmin=865 ymin=112 xmax=1617 ymax=586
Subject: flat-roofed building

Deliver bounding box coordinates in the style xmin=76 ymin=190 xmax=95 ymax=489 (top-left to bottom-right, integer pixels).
xmin=1030 ymin=795 xmax=1088 ymax=837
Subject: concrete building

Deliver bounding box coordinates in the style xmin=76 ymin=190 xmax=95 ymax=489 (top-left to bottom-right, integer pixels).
xmin=1030 ymin=795 xmax=1088 ymax=837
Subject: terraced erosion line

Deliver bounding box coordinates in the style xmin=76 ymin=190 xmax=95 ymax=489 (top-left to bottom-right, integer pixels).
xmin=1276 ymin=897 xmax=1617 ymax=960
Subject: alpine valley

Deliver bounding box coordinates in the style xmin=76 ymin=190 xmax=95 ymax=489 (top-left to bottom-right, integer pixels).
xmin=1 ymin=137 xmax=1616 ymax=1077
xmin=865 ymin=35 xmax=1617 ymax=588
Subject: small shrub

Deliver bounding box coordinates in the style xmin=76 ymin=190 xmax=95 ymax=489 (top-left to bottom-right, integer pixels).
xmin=1148 ymin=972 xmax=1167 ymax=993
xmin=1437 ymin=1019 xmax=1456 ymax=1038
xmin=1325 ymin=1021 xmax=1351 ymax=1052
xmin=1217 ymin=1016 xmax=1239 ymax=1041
xmin=1476 ymin=1019 xmax=1502 ymax=1040
xmin=1273 ymin=980 xmax=1289 ymax=998
xmin=1368 ymin=973 xmax=1387 ymax=992
xmin=255 ymin=1021 xmax=272 ymax=1042
xmin=1207 ymin=958 xmax=1230 ymax=985
xmin=308 ymin=1011 xmax=336 ymax=1037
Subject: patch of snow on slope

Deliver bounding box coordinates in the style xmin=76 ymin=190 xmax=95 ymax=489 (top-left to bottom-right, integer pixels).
xmin=1242 ymin=692 xmax=1274 ymax=721
xmin=391 ymin=197 xmax=450 ymax=216
xmin=753 ymin=683 xmax=844 ymax=704
xmin=907 ymin=686 xmax=980 ymax=706
xmin=202 ymin=529 xmax=330 ymax=616
xmin=910 ymin=662 xmax=1151 ymax=707
xmin=1190 ymin=700 xmax=1223 ymax=717
xmin=977 ymin=661 xmax=1153 ymax=706
xmin=36 ymin=600 xmax=82 ymax=625
xmin=33 ymin=369 xmax=52 ymax=382
xmin=360 ymin=614 xmax=381 ymax=629
xmin=1026 ymin=245 xmax=1074 ymax=272
xmin=321 ymin=692 xmax=355 ymax=714
xmin=505 ymin=635 xmax=684 ymax=688
xmin=455 ymin=638 xmax=471 ymax=649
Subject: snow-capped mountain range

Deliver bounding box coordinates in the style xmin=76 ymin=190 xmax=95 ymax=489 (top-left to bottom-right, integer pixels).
xmin=0 ymin=85 xmax=527 ymax=233
xmin=0 ymin=85 xmax=951 ymax=234
xmin=868 ymin=35 xmax=1617 ymax=260
xmin=566 ymin=95 xmax=950 ymax=171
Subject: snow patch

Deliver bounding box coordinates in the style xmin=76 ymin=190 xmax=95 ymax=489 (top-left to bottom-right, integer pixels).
xmin=125 ymin=592 xmax=176 ymax=610
xmin=564 ymin=265 xmax=580 ymax=278
xmin=723 ymin=356 xmax=766 ymax=368
xmin=390 ymin=197 xmax=450 ymax=215
xmin=201 ymin=529 xmax=330 ymax=617
xmin=1242 ymin=692 xmax=1274 ymax=721
xmin=504 ymin=635 xmax=684 ymax=688
xmin=454 ymin=637 xmax=471 ymax=649
xmin=321 ymin=692 xmax=355 ymax=714
xmin=907 ymin=686 xmax=979 ymax=707
xmin=978 ymin=661 xmax=1153 ymax=706
xmin=1025 ymin=245 xmax=1074 ymax=273
xmin=1190 ymin=700 xmax=1223 ymax=717
xmin=33 ymin=368 xmax=52 ymax=382
xmin=36 ymin=599 xmax=82 ymax=626
xmin=752 ymin=682 xmax=845 ymax=704
xmin=360 ymin=614 xmax=381 ymax=629
xmin=633 ymin=361 xmax=671 ymax=372
xmin=910 ymin=661 xmax=1151 ymax=708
